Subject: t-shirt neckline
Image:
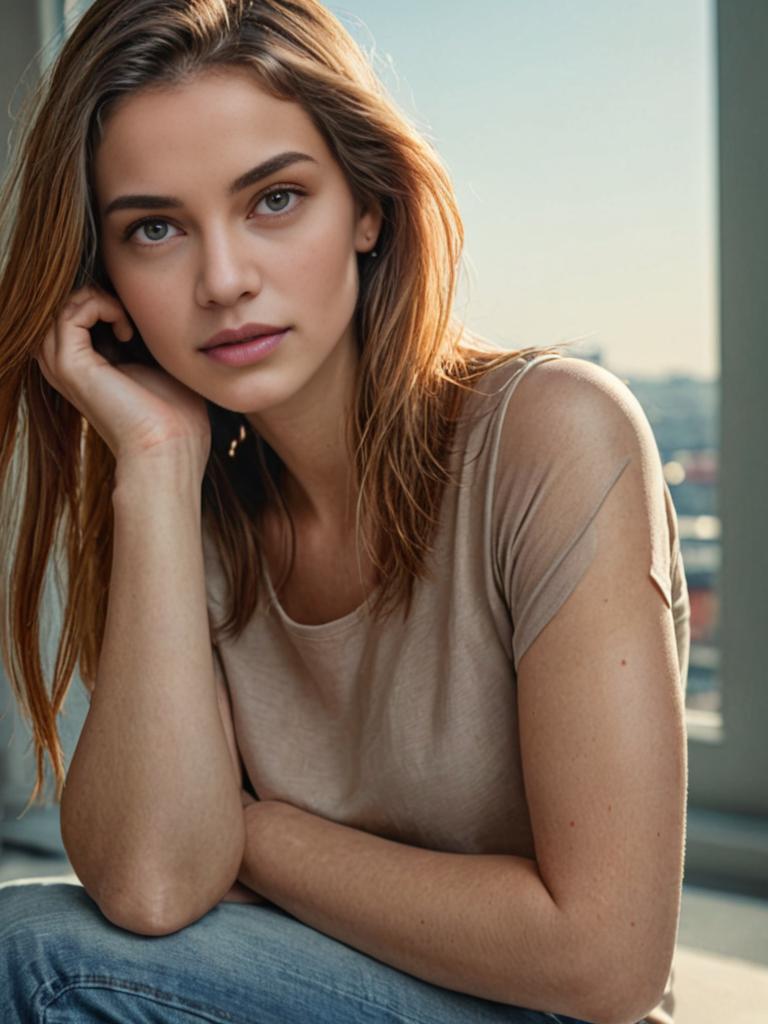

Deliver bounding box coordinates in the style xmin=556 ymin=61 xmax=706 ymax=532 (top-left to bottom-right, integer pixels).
xmin=260 ymin=555 xmax=381 ymax=639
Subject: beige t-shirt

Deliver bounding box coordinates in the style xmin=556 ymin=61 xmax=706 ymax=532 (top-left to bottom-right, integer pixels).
xmin=203 ymin=352 xmax=690 ymax=1024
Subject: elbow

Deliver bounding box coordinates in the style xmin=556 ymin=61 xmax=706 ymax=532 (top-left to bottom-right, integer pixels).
xmin=577 ymin=953 xmax=671 ymax=1024
xmin=587 ymin=1000 xmax=666 ymax=1024
xmin=75 ymin=866 xmax=235 ymax=937
xmin=584 ymin=1000 xmax=663 ymax=1024
xmin=92 ymin=871 xmax=198 ymax=936
xmin=86 ymin=793 xmax=247 ymax=935
xmin=97 ymin=826 xmax=246 ymax=936
xmin=98 ymin=893 xmax=178 ymax=937
xmin=98 ymin=864 xmax=239 ymax=937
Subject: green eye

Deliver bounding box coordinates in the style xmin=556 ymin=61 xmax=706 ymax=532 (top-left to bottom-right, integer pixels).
xmin=125 ymin=218 xmax=179 ymax=246
xmin=263 ymin=190 xmax=291 ymax=212
xmin=140 ymin=221 xmax=171 ymax=241
xmin=257 ymin=187 xmax=304 ymax=215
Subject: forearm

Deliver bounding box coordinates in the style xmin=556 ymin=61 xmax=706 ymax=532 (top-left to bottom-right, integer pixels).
xmin=60 ymin=460 xmax=244 ymax=929
xmin=235 ymin=802 xmax=595 ymax=1021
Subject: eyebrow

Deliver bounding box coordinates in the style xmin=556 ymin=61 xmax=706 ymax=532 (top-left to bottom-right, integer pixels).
xmin=102 ymin=150 xmax=318 ymax=217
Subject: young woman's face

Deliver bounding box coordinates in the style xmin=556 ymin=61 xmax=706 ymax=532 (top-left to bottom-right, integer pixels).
xmin=94 ymin=67 xmax=381 ymax=416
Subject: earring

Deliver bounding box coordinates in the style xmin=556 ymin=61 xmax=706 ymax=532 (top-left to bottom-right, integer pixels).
xmin=365 ymin=233 xmax=379 ymax=259
xmin=228 ymin=423 xmax=247 ymax=458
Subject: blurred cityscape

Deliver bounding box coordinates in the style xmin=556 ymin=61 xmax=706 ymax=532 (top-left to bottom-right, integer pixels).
xmin=585 ymin=348 xmax=719 ymax=714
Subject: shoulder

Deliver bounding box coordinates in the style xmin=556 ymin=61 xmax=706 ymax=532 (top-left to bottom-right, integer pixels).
xmin=511 ymin=356 xmax=641 ymax=427
xmin=499 ymin=356 xmax=656 ymax=461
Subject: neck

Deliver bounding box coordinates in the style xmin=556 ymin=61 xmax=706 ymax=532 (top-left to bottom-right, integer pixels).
xmin=246 ymin=332 xmax=359 ymax=536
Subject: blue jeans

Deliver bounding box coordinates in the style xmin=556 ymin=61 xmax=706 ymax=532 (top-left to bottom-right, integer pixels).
xmin=0 ymin=875 xmax=604 ymax=1023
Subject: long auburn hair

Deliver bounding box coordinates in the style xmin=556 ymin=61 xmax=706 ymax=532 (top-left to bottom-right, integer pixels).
xmin=0 ymin=0 xmax=567 ymax=809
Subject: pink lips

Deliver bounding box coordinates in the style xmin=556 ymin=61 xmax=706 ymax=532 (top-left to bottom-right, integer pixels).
xmin=200 ymin=322 xmax=288 ymax=351
xmin=201 ymin=329 xmax=289 ymax=367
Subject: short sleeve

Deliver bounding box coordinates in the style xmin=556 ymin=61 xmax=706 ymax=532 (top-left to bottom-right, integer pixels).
xmin=490 ymin=357 xmax=677 ymax=673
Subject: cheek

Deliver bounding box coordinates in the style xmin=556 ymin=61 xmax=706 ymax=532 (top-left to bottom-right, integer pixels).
xmin=287 ymin=229 xmax=359 ymax=319
xmin=101 ymin=254 xmax=177 ymax=335
xmin=118 ymin=282 xmax=170 ymax=342
xmin=100 ymin=246 xmax=150 ymax=316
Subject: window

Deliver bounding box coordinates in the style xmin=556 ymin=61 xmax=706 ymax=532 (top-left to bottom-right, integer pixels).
xmin=342 ymin=0 xmax=723 ymax=716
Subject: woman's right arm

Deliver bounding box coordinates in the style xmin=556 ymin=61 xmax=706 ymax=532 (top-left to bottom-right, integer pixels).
xmin=36 ymin=285 xmax=245 ymax=933
xmin=60 ymin=457 xmax=246 ymax=934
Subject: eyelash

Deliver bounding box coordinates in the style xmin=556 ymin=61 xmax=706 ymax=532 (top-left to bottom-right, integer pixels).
xmin=123 ymin=185 xmax=306 ymax=247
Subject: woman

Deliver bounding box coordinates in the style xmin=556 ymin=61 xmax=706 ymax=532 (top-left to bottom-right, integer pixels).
xmin=0 ymin=2 xmax=689 ymax=1022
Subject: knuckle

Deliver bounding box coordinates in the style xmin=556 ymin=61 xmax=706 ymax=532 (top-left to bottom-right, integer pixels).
xmin=60 ymin=286 xmax=96 ymax=316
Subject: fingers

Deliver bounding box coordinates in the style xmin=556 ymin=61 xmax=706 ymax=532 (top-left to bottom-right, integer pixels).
xmin=35 ymin=285 xmax=133 ymax=411
xmin=56 ymin=285 xmax=134 ymax=343
xmin=40 ymin=286 xmax=131 ymax=364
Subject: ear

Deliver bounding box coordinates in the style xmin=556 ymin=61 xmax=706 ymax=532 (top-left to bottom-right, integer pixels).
xmin=354 ymin=197 xmax=384 ymax=255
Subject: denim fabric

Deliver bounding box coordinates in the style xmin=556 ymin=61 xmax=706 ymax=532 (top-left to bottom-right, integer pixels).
xmin=0 ymin=876 xmax=597 ymax=1024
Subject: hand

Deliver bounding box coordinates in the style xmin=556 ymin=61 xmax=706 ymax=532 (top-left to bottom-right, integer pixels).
xmin=35 ymin=284 xmax=211 ymax=474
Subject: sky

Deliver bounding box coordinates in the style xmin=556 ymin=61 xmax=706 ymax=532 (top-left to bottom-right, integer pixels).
xmin=332 ymin=0 xmax=718 ymax=380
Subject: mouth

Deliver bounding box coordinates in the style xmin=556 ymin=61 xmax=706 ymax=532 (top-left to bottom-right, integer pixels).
xmin=201 ymin=328 xmax=289 ymax=366
xmin=200 ymin=323 xmax=290 ymax=351
xmin=207 ymin=334 xmax=269 ymax=350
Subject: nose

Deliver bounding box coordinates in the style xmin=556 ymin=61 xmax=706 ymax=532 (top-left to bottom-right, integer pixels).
xmin=194 ymin=226 xmax=263 ymax=307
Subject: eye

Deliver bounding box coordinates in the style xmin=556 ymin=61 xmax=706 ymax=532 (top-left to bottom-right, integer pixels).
xmin=124 ymin=186 xmax=305 ymax=248
xmin=125 ymin=218 xmax=181 ymax=245
xmin=255 ymin=187 xmax=304 ymax=217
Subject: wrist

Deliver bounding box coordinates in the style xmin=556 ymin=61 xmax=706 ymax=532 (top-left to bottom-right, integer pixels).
xmin=112 ymin=456 xmax=204 ymax=509
xmin=239 ymin=799 xmax=297 ymax=891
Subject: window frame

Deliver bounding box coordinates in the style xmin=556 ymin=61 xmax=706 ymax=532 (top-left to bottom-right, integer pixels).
xmin=681 ymin=0 xmax=768 ymax=895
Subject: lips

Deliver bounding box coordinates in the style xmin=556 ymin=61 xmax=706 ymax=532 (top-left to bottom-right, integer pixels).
xmin=214 ymin=334 xmax=263 ymax=348
xmin=201 ymin=329 xmax=288 ymax=366
xmin=200 ymin=323 xmax=289 ymax=350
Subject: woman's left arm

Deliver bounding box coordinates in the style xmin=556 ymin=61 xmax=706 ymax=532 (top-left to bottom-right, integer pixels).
xmin=234 ymin=519 xmax=684 ymax=1024
xmin=193 ymin=362 xmax=685 ymax=1024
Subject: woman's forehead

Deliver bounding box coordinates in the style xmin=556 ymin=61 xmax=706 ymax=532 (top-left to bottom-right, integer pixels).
xmin=93 ymin=70 xmax=328 ymax=202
